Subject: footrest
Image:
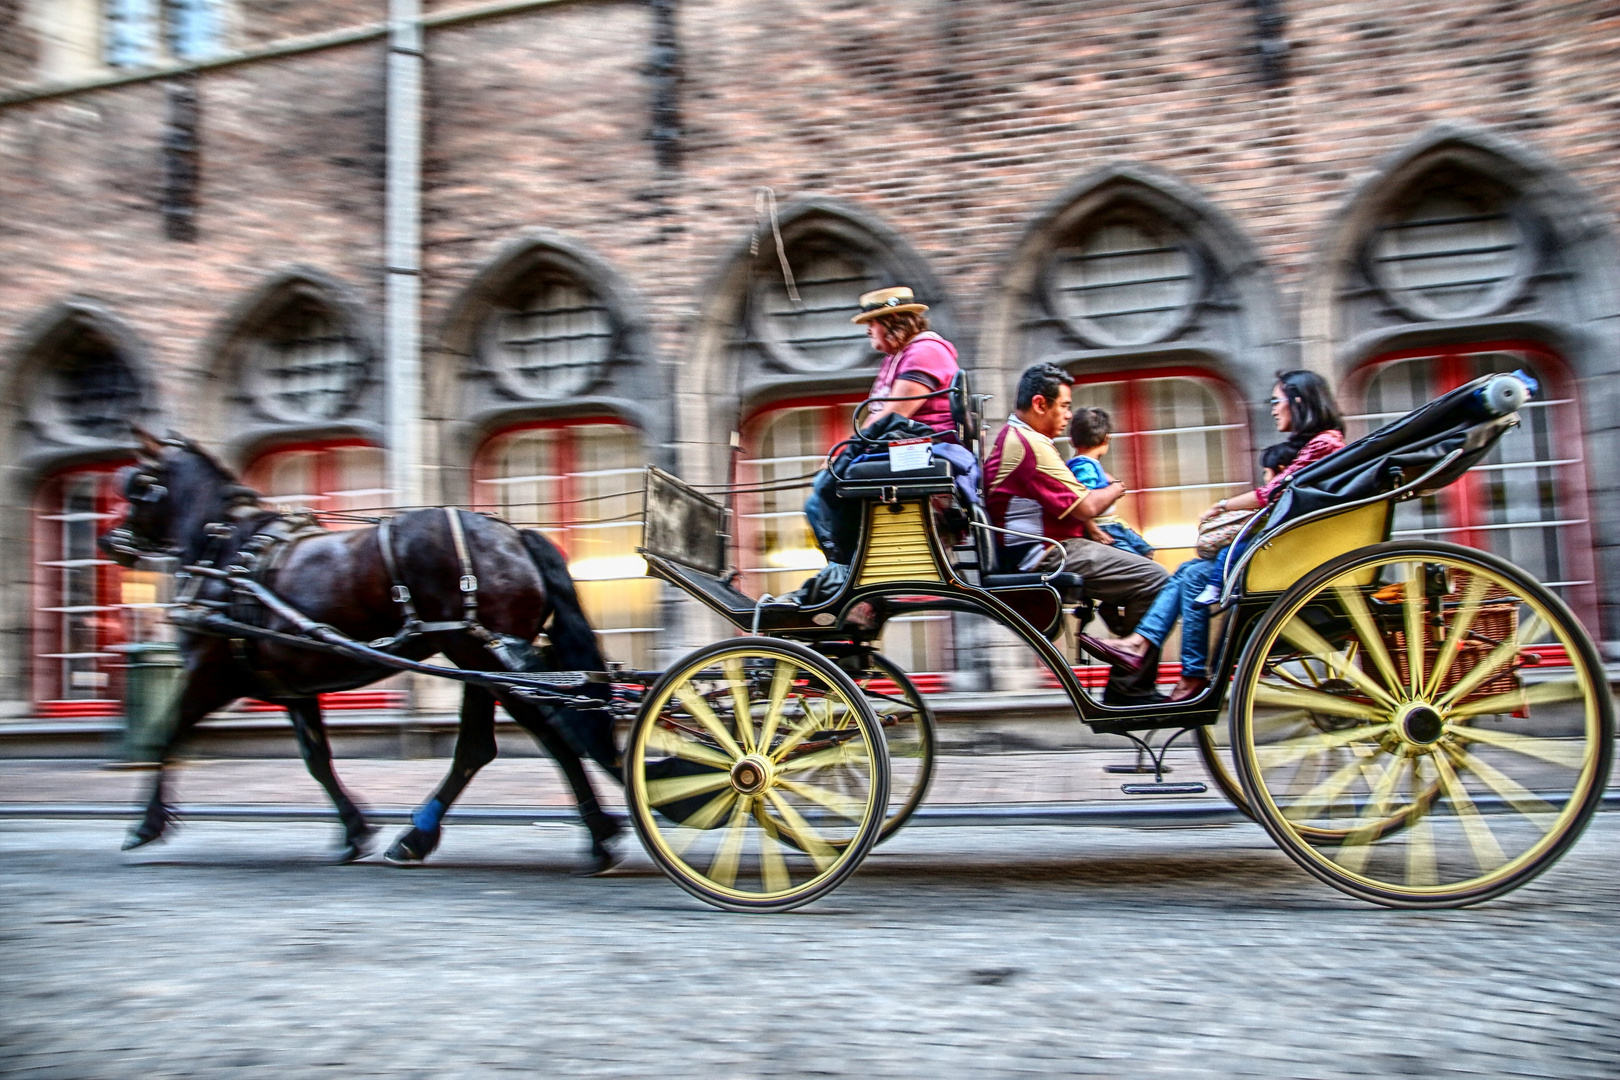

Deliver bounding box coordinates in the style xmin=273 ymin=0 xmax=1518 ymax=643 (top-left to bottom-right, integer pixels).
xmin=1120 ymin=782 xmax=1208 ymax=796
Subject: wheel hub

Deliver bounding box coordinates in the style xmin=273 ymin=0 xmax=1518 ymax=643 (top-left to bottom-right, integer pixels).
xmin=729 ymin=754 xmax=775 ymax=795
xmin=1397 ymin=702 xmax=1446 ymax=746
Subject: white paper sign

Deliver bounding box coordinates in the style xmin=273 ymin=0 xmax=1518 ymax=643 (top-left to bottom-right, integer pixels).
xmin=888 ymin=438 xmax=932 ymax=472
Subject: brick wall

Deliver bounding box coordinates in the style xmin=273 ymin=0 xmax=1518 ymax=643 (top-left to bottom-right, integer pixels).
xmin=2 ymin=0 xmax=1619 ymax=706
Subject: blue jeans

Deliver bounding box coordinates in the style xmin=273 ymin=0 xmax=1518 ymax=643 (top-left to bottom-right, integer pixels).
xmin=1133 ymin=557 xmax=1216 ymax=679
xmin=804 ymin=468 xmax=858 ymax=566
xmin=1098 ymin=522 xmax=1154 ymax=558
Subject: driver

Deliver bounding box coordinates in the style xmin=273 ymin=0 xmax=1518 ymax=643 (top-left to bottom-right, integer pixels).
xmin=799 ymin=286 xmax=961 ymax=577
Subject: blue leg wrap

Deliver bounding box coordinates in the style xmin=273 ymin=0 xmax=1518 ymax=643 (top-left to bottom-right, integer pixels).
xmin=412 ymin=799 xmax=445 ymax=833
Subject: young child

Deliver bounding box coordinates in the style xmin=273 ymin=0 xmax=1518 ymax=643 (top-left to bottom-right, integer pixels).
xmin=1065 ymin=408 xmax=1154 ymax=558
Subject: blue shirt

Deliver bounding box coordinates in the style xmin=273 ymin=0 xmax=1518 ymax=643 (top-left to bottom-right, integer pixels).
xmin=1065 ymin=455 xmax=1109 ymax=490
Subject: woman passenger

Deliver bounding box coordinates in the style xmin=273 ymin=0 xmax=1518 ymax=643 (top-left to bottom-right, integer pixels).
xmin=1081 ymin=370 xmax=1345 ymax=702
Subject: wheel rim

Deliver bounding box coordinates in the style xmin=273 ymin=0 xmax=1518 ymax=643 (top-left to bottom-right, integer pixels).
xmin=1235 ymin=546 xmax=1610 ymax=903
xmin=627 ymin=643 xmax=886 ymax=909
xmin=1195 ymin=706 xmax=1253 ymax=819
xmin=851 ymin=654 xmax=936 ymax=841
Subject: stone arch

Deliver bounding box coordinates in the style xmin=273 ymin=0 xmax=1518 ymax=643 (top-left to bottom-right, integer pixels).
xmin=202 ymin=267 xmax=381 ymax=468
xmin=1303 ymin=124 xmax=1620 ymax=644
xmin=1301 ymin=123 xmax=1620 ymax=382
xmin=2 ymin=299 xmax=157 ymax=481
xmin=428 ymin=230 xmax=660 ymax=506
xmin=981 ymin=162 xmax=1290 ymax=421
xmin=682 ymin=197 xmax=954 ymax=486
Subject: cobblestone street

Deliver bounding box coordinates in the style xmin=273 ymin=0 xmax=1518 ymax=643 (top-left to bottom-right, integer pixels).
xmin=3 ymin=812 xmax=1617 ymax=1079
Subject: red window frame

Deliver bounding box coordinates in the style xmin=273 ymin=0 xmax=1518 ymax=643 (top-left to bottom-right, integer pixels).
xmin=240 ymin=439 xmax=400 ymax=710
xmin=734 ymin=393 xmax=863 ymax=584
xmin=1065 ymin=365 xmax=1251 ymax=559
xmin=471 ymin=416 xmax=645 ymax=555
xmin=32 ymin=462 xmax=134 ymax=717
xmin=1345 ymin=339 xmax=1596 ymax=623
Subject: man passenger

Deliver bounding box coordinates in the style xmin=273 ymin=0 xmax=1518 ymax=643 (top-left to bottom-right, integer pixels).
xmin=984 ymin=363 xmax=1169 ymax=705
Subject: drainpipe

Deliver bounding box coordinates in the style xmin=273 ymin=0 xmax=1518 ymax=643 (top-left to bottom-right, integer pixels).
xmin=384 ymin=0 xmax=423 ymax=509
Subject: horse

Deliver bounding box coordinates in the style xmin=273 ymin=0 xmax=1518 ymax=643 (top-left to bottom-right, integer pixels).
xmin=98 ymin=429 xmax=623 ymax=871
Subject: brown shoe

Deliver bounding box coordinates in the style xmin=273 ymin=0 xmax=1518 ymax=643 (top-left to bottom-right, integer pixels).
xmin=1168 ymin=677 xmax=1209 ymax=703
xmin=1077 ymin=634 xmax=1149 ymax=674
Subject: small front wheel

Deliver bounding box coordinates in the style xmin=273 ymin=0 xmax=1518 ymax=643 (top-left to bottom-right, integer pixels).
xmin=625 ymin=638 xmax=890 ymax=912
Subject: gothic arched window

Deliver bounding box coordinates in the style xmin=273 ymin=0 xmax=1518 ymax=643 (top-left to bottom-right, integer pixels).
xmin=484 ymin=272 xmax=614 ymax=400
xmin=244 ymin=294 xmax=367 ymax=424
xmin=1047 ymin=211 xmax=1201 ymax=348
xmin=1368 ymin=169 xmax=1528 ymax=321
xmin=754 ymin=240 xmax=880 ymax=373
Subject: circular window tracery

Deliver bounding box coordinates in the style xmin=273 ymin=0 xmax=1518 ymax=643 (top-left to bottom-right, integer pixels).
xmin=487 ymin=275 xmax=614 ymax=400
xmin=754 ymin=243 xmax=880 ymax=373
xmin=48 ymin=330 xmax=143 ymax=441
xmin=246 ymin=295 xmax=367 ymax=424
xmin=1048 ymin=216 xmax=1199 ymax=348
xmin=1370 ymin=178 xmax=1527 ymax=321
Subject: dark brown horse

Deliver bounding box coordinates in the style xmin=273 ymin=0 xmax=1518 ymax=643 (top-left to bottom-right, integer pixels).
xmin=100 ymin=430 xmax=622 ymax=869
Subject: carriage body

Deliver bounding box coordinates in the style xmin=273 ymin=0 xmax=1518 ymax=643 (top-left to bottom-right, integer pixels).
xmin=624 ymin=372 xmax=1613 ymax=912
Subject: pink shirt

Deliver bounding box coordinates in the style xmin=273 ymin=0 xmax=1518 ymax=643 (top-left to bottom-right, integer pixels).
xmin=1256 ymin=429 xmax=1345 ymax=506
xmin=867 ymin=332 xmax=959 ymax=434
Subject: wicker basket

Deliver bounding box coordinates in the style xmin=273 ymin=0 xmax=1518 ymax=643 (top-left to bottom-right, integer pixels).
xmin=1387 ymin=571 xmax=1520 ymax=702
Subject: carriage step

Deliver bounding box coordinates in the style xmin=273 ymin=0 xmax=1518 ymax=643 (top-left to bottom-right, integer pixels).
xmin=1120 ymin=782 xmax=1208 ymax=796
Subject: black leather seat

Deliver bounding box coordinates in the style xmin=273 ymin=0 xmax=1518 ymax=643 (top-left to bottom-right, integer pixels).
xmin=834 ymin=455 xmax=955 ymax=500
xmin=985 ymin=570 xmax=1083 ymax=590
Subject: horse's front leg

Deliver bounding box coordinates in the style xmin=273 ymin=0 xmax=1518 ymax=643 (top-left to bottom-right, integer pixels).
xmin=499 ymin=692 xmax=623 ymax=874
xmin=285 ymin=698 xmax=373 ymax=863
xmin=123 ymin=654 xmax=238 ymax=851
xmin=385 ymin=685 xmax=499 ymax=866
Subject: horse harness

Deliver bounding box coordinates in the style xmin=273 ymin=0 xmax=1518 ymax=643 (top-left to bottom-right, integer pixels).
xmin=374 ymin=507 xmax=539 ymax=672
xmin=193 ymin=507 xmax=538 ymax=683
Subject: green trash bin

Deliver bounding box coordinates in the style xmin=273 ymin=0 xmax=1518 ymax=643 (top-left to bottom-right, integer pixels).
xmin=119 ymin=641 xmax=184 ymax=764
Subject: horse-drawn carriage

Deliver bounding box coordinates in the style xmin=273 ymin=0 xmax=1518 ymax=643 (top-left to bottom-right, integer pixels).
xmin=107 ymin=370 xmax=1612 ymax=913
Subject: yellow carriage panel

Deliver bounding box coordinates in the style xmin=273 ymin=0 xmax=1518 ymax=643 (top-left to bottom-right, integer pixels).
xmin=1244 ymin=502 xmax=1390 ymax=593
xmin=855 ymin=501 xmax=946 ymax=586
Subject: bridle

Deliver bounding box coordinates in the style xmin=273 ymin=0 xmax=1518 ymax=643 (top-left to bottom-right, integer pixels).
xmin=99 ymin=443 xmax=261 ymax=564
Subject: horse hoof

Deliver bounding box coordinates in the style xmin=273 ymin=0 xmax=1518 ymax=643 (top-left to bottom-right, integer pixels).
xmin=336 ymin=824 xmax=375 ymax=864
xmin=578 ymin=839 xmax=625 ymax=877
xmin=122 ymin=830 xmax=161 ymax=851
xmin=383 ymin=826 xmax=439 ymax=867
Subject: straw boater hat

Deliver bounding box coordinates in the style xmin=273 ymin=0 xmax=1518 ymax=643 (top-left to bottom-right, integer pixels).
xmin=851 ymin=286 xmax=929 ymax=323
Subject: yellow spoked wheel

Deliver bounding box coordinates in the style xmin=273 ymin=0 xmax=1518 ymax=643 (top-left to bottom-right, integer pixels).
xmin=1232 ymin=540 xmax=1613 ymax=908
xmin=849 ymin=653 xmax=937 ymax=843
xmin=625 ymin=638 xmax=890 ymax=912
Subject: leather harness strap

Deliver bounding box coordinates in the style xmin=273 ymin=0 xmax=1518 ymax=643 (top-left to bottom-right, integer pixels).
xmin=376 ymin=516 xmax=422 ymax=629
xmin=444 ymin=506 xmax=480 ymax=628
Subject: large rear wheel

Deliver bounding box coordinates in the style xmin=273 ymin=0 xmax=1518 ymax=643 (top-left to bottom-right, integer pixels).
xmin=1232 ymin=541 xmax=1612 ymax=908
xmin=625 ymin=638 xmax=889 ymax=912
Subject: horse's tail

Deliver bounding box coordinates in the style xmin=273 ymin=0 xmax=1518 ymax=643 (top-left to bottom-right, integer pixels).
xmin=518 ymin=529 xmax=606 ymax=674
xmin=519 ymin=529 xmax=617 ymax=774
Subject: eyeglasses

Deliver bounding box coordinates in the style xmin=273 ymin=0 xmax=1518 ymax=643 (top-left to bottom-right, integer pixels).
xmin=1268 ymin=396 xmax=1286 ymax=406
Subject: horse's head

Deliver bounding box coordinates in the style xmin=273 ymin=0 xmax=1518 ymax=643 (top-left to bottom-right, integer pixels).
xmin=99 ymin=427 xmax=261 ymax=567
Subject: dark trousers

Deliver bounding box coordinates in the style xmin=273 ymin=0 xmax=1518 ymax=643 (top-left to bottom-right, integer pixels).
xmin=804 ymin=468 xmax=860 ymax=566
xmin=1036 ymin=537 xmax=1170 ymax=700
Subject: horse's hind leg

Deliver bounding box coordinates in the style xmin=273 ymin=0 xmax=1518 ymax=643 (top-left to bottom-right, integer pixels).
xmin=125 ymin=654 xmax=238 ymax=851
xmin=285 ymin=698 xmax=373 ymax=863
xmin=499 ymin=693 xmax=623 ymax=874
xmin=385 ymin=685 xmax=499 ymax=866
